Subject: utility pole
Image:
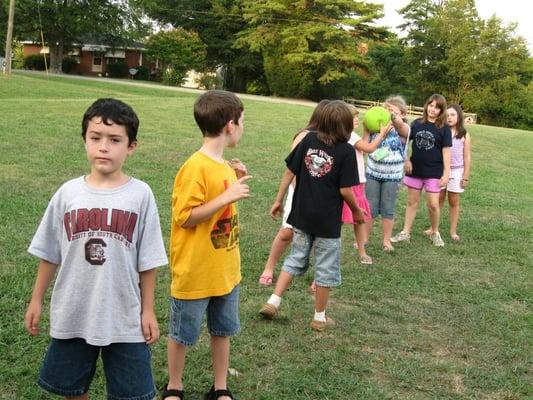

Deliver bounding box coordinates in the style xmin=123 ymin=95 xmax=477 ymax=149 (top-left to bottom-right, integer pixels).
xmin=4 ymin=0 xmax=16 ymax=75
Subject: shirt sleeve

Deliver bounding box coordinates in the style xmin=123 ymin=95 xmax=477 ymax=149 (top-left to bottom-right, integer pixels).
xmin=339 ymin=146 xmax=359 ymax=188
xmin=442 ymin=125 xmax=453 ymax=147
xmin=28 ymin=191 xmax=63 ymax=265
xmin=137 ymin=187 xmax=168 ymax=271
xmin=285 ymin=135 xmax=307 ymax=176
xmin=409 ymin=120 xmax=418 ymax=141
xmin=172 ymin=172 xmax=207 ymax=228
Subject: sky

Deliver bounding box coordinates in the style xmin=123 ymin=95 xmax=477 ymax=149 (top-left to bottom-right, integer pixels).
xmin=366 ymin=0 xmax=532 ymax=53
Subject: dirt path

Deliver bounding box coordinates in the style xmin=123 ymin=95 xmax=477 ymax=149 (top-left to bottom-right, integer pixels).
xmin=16 ymin=70 xmax=318 ymax=108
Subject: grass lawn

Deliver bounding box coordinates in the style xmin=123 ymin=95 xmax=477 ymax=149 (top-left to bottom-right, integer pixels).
xmin=0 ymin=72 xmax=531 ymax=399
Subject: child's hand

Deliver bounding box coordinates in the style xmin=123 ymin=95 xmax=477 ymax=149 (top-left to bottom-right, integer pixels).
xmin=270 ymin=200 xmax=283 ymax=218
xmin=141 ymin=310 xmax=160 ymax=345
xmin=25 ymin=301 xmax=42 ymax=336
xmin=460 ymin=177 xmax=469 ymax=189
xmin=439 ymin=175 xmax=449 ymax=188
xmin=224 ymin=175 xmax=252 ymax=204
xmin=380 ymin=121 xmax=393 ymax=136
xmin=228 ymin=158 xmax=247 ymax=179
xmin=352 ymin=208 xmax=366 ymax=224
xmin=404 ymin=160 xmax=413 ymax=175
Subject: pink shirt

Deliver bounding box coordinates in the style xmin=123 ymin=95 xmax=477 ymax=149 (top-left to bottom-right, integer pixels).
xmin=348 ymin=132 xmax=366 ymax=183
xmin=450 ymin=136 xmax=464 ymax=169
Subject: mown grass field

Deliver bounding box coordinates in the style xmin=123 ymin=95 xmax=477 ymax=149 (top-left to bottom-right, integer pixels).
xmin=0 ymin=72 xmax=531 ymax=399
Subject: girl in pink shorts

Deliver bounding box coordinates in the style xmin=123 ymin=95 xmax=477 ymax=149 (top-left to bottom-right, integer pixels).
xmin=341 ymin=104 xmax=391 ymax=264
xmin=392 ymin=94 xmax=452 ymax=246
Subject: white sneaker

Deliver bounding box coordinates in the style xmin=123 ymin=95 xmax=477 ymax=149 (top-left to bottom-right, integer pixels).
xmin=391 ymin=231 xmax=411 ymax=243
xmin=430 ymin=231 xmax=444 ymax=246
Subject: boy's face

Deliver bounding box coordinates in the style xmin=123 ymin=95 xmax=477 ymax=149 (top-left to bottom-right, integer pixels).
xmin=227 ymin=111 xmax=244 ymax=148
xmin=84 ymin=117 xmax=136 ymax=177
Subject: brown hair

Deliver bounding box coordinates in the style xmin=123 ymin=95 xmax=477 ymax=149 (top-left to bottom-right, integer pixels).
xmin=447 ymin=104 xmax=468 ymax=139
xmin=293 ymin=99 xmax=331 ymax=140
xmin=193 ymin=90 xmax=243 ymax=137
xmin=423 ymin=94 xmax=447 ymax=128
xmin=315 ymin=100 xmax=353 ymax=146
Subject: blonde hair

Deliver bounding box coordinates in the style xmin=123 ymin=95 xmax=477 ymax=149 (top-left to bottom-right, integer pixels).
xmin=385 ymin=95 xmax=408 ymax=115
xmin=346 ymin=103 xmax=359 ymax=117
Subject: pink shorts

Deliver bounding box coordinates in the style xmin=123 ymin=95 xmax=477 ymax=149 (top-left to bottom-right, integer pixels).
xmin=341 ymin=184 xmax=372 ymax=224
xmin=403 ymin=176 xmax=442 ymax=193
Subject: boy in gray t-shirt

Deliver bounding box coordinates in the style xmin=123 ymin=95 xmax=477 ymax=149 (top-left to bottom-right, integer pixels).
xmin=24 ymin=98 xmax=168 ymax=400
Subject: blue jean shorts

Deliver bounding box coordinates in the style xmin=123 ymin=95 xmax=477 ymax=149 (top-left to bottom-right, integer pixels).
xmin=38 ymin=338 xmax=155 ymax=400
xmin=282 ymin=229 xmax=341 ymax=287
xmin=169 ymin=285 xmax=240 ymax=346
xmin=365 ymin=178 xmax=401 ymax=219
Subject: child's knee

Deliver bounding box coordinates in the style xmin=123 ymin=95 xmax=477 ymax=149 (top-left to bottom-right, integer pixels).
xmin=279 ymin=228 xmax=294 ymax=242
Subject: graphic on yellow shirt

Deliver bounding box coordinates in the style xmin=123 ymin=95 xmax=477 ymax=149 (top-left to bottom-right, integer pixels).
xmin=211 ymin=180 xmax=240 ymax=250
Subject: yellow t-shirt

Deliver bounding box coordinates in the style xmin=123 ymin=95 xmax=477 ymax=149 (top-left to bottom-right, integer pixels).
xmin=170 ymin=151 xmax=241 ymax=299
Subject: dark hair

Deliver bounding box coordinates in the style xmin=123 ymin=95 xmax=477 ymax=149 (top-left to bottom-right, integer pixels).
xmin=423 ymin=94 xmax=447 ymax=128
xmin=293 ymin=99 xmax=331 ymax=140
xmin=315 ymin=100 xmax=353 ymax=146
xmin=82 ymin=98 xmax=139 ymax=145
xmin=447 ymin=104 xmax=468 ymax=139
xmin=193 ymin=90 xmax=244 ymax=137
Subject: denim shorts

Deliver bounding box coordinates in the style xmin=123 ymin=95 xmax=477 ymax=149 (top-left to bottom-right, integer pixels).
xmin=282 ymin=229 xmax=341 ymax=287
xmin=169 ymin=285 xmax=240 ymax=346
xmin=365 ymin=178 xmax=401 ymax=219
xmin=38 ymin=338 xmax=155 ymax=400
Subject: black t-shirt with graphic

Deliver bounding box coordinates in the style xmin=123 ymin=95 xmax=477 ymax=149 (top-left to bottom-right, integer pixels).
xmin=285 ymin=131 xmax=358 ymax=238
xmin=409 ymin=119 xmax=452 ymax=178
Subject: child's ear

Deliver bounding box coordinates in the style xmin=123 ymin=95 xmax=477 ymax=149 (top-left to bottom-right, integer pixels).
xmin=127 ymin=141 xmax=137 ymax=154
xmin=224 ymin=120 xmax=234 ymax=135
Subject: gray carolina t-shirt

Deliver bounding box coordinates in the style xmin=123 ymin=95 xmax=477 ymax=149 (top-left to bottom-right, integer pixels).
xmin=28 ymin=177 xmax=168 ymax=346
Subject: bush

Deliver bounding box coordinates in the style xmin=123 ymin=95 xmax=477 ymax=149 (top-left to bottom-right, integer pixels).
xmin=12 ymin=43 xmax=25 ymax=69
xmin=134 ymin=65 xmax=150 ymax=81
xmin=61 ymin=57 xmax=78 ymax=73
xmin=162 ymin=68 xmax=186 ymax=86
xmin=197 ymin=73 xmax=220 ymax=90
xmin=264 ymin=53 xmax=312 ymax=98
xmin=23 ymin=54 xmax=49 ymax=70
xmin=107 ymin=61 xmax=129 ymax=78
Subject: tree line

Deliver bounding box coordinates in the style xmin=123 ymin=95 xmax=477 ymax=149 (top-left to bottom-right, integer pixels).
xmin=2 ymin=0 xmax=531 ymax=129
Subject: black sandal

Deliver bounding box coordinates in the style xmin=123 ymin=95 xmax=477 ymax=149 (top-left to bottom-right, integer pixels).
xmin=204 ymin=384 xmax=234 ymax=400
xmin=162 ymin=384 xmax=184 ymax=400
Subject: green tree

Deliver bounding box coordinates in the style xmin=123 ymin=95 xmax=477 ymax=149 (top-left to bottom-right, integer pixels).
xmin=145 ymin=28 xmax=206 ymax=85
xmin=363 ymin=38 xmax=416 ymax=101
xmin=399 ymin=0 xmax=531 ymax=128
xmin=135 ymin=0 xmax=265 ymax=92
xmin=464 ymin=16 xmax=532 ymax=128
xmin=236 ymin=0 xmax=388 ymax=99
xmin=399 ymin=0 xmax=443 ymax=102
xmin=12 ymin=0 xmax=148 ymax=73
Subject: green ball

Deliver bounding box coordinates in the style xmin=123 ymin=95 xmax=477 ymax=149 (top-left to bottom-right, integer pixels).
xmin=363 ymin=106 xmax=391 ymax=132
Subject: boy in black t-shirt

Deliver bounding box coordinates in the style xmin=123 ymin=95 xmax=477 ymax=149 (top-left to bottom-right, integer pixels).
xmin=259 ymin=101 xmax=365 ymax=331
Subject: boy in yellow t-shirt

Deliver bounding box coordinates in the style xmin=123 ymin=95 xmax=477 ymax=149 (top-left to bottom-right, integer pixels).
xmin=163 ymin=90 xmax=251 ymax=400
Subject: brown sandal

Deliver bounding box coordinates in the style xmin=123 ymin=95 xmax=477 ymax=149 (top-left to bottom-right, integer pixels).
xmin=162 ymin=384 xmax=184 ymax=400
xmin=204 ymin=385 xmax=234 ymax=399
